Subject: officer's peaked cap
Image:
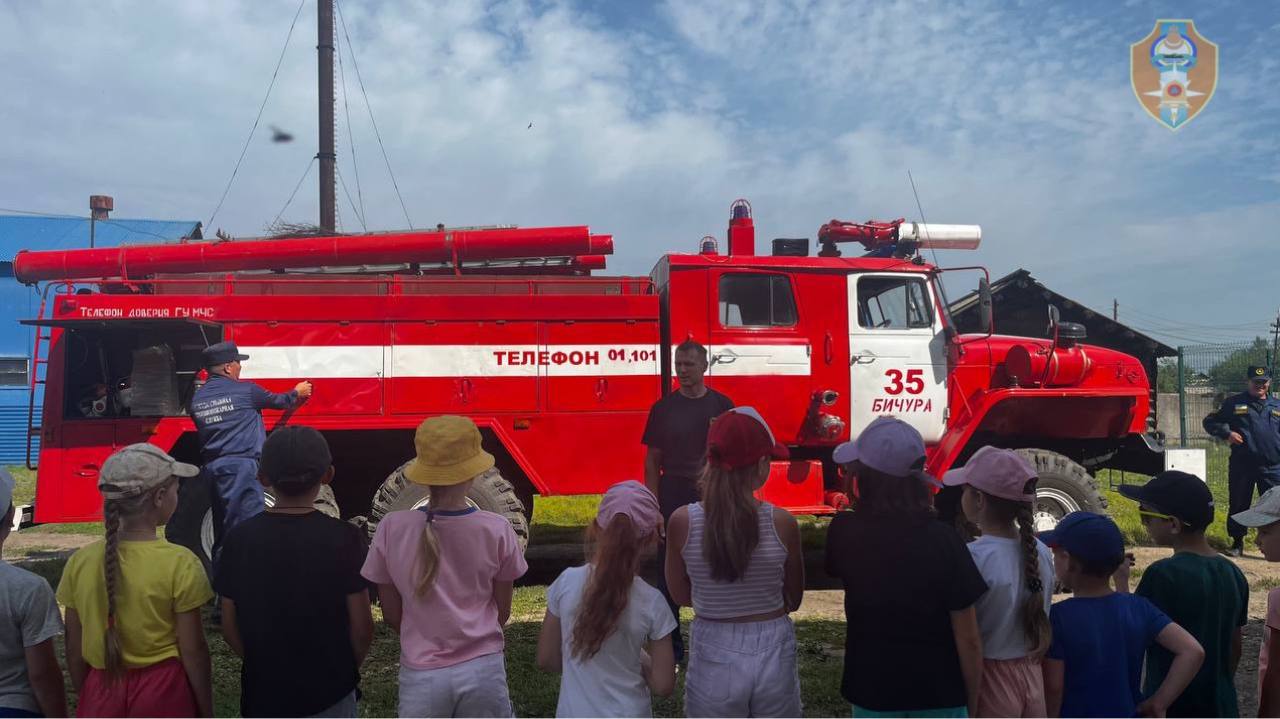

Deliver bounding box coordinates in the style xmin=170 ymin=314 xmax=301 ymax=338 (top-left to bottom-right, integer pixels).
xmin=203 ymin=341 xmax=250 ymax=367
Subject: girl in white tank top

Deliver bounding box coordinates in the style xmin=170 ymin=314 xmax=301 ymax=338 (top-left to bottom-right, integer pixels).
xmin=664 ymin=407 xmax=805 ymax=718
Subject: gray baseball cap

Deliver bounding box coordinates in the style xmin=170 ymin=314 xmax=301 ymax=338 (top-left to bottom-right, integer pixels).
xmin=99 ymin=444 xmax=199 ymax=500
xmin=0 ymin=468 xmax=13 ymax=518
xmin=1231 ymin=486 xmax=1280 ymax=528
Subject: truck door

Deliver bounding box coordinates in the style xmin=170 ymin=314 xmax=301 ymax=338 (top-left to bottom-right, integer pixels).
xmin=847 ymin=273 xmax=948 ymax=443
xmin=705 ymin=271 xmax=812 ymax=442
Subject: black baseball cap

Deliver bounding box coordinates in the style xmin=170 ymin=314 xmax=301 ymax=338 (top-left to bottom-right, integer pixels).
xmin=202 ymin=341 xmax=250 ymax=367
xmin=1248 ymin=365 xmax=1271 ymax=382
xmin=1117 ymin=470 xmax=1214 ymax=530
xmin=261 ymin=426 xmax=332 ymax=486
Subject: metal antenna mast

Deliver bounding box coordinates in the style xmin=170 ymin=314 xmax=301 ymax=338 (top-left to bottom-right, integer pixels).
xmin=318 ymin=0 xmax=337 ymax=231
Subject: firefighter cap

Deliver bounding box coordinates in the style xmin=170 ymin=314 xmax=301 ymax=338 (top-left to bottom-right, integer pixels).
xmin=202 ymin=341 xmax=250 ymax=367
xmin=1248 ymin=365 xmax=1271 ymax=382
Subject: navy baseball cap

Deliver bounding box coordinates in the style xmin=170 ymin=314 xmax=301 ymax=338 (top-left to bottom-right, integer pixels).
xmin=1248 ymin=365 xmax=1271 ymax=382
xmin=1038 ymin=511 xmax=1124 ymax=567
xmin=202 ymin=341 xmax=250 ymax=367
xmin=1117 ymin=470 xmax=1214 ymax=530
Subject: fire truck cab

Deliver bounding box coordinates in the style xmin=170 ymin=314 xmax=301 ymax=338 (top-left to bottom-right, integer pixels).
xmin=15 ymin=200 xmax=1163 ymax=563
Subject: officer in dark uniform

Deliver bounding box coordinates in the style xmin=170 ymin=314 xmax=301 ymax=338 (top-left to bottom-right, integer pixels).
xmin=1203 ymin=365 xmax=1280 ymax=556
xmin=191 ymin=341 xmax=312 ymax=560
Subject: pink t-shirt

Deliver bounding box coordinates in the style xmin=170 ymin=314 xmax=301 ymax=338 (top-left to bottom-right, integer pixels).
xmin=1261 ymin=587 xmax=1280 ymax=695
xmin=361 ymin=508 xmax=527 ymax=669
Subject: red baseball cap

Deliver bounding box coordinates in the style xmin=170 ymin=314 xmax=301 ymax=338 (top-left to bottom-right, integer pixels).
xmin=707 ymin=407 xmax=789 ymax=470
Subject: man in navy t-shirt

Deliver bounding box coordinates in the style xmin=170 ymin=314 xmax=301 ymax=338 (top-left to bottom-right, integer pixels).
xmin=1041 ymin=512 xmax=1205 ymax=717
xmin=190 ymin=341 xmax=312 ymax=562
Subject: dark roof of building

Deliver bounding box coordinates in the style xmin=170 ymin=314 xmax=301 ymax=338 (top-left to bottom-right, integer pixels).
xmin=0 ymin=216 xmax=202 ymax=262
xmin=949 ymin=268 xmax=1176 ymax=357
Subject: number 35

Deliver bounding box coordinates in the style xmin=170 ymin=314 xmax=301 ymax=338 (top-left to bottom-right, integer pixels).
xmin=885 ymin=369 xmax=925 ymax=395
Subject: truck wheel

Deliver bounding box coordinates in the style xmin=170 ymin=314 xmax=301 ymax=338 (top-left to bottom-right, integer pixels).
xmin=166 ymin=481 xmax=341 ymax=575
xmin=365 ymin=461 xmax=530 ymax=549
xmin=1015 ymin=448 xmax=1107 ymax=532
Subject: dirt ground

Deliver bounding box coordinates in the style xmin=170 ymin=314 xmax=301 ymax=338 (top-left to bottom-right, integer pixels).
xmin=7 ymin=534 xmax=1275 ymax=716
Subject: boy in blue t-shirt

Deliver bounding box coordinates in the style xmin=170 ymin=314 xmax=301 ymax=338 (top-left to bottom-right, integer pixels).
xmin=1041 ymin=512 xmax=1204 ymax=717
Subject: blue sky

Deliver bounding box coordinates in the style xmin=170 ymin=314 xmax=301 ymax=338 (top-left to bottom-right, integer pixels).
xmin=0 ymin=0 xmax=1275 ymax=346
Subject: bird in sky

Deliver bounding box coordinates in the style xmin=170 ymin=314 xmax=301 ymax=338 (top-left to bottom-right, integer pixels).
xmin=270 ymin=125 xmax=294 ymax=143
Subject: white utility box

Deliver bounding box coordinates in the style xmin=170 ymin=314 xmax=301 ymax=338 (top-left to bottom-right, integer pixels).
xmin=1164 ymin=448 xmax=1207 ymax=482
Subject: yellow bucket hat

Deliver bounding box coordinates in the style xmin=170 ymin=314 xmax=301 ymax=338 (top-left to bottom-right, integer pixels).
xmin=404 ymin=416 xmax=496 ymax=486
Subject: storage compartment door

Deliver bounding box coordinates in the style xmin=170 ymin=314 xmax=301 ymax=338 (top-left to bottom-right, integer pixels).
xmin=389 ymin=322 xmax=540 ymax=413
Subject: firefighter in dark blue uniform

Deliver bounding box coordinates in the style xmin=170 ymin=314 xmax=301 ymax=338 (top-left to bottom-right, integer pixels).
xmin=1203 ymin=365 xmax=1280 ymax=555
xmin=191 ymin=341 xmax=312 ymax=560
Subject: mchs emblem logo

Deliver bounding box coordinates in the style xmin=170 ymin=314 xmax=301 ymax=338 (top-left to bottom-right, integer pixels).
xmin=1130 ymin=20 xmax=1218 ymax=131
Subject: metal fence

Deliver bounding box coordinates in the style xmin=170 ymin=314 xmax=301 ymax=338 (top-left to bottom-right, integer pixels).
xmin=1166 ymin=339 xmax=1275 ymax=445
xmin=1146 ymin=339 xmax=1277 ymax=498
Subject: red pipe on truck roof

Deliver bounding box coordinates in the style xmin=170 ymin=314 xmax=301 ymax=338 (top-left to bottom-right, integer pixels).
xmin=12 ymin=226 xmax=613 ymax=283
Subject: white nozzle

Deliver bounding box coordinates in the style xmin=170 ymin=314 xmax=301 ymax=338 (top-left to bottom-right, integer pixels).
xmin=898 ymin=222 xmax=981 ymax=250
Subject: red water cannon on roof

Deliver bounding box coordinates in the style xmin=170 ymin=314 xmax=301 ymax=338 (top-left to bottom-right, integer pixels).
xmin=817 ymin=218 xmax=982 ymax=258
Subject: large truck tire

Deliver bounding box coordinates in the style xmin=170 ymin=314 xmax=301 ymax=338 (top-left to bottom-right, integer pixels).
xmin=166 ymin=479 xmax=339 ymax=575
xmin=365 ymin=461 xmax=530 ymax=549
xmin=1015 ymin=448 xmax=1107 ymax=532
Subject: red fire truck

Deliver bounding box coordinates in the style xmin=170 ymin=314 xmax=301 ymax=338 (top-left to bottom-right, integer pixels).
xmin=15 ymin=200 xmax=1162 ymax=563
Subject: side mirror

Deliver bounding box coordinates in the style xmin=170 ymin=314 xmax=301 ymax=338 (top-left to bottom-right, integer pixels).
xmin=977 ymin=277 xmax=992 ymax=335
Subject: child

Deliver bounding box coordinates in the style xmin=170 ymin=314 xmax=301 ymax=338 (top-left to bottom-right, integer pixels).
xmin=56 ymin=444 xmax=213 ymax=717
xmin=0 ymin=469 xmax=67 ymax=718
xmin=665 ymin=407 xmax=805 ymax=718
xmin=1118 ymin=470 xmax=1249 ymax=717
xmin=361 ymin=416 xmax=528 ymax=718
xmin=214 ymin=426 xmax=373 ymax=717
xmin=1041 ymin=511 xmax=1204 ymax=718
xmin=536 ymin=480 xmax=677 ymax=717
xmin=827 ymin=416 xmax=987 ymax=718
xmin=1229 ymin=485 xmax=1280 ymax=717
xmin=943 ymin=447 xmax=1055 ymax=717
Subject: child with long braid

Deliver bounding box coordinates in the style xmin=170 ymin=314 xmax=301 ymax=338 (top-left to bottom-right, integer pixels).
xmin=56 ymin=444 xmax=212 ymax=717
xmin=942 ymin=447 xmax=1054 ymax=717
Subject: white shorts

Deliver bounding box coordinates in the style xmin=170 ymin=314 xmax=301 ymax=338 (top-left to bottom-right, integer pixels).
xmin=684 ymin=616 xmax=802 ymax=718
xmin=398 ymin=652 xmax=513 ymax=718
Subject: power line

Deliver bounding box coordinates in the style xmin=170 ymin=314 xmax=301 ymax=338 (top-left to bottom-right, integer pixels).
xmin=206 ymin=0 xmax=310 ymax=230
xmin=334 ymin=19 xmax=367 ymax=231
xmin=1120 ymin=304 xmax=1274 ymax=331
xmin=271 ymin=156 xmax=318 ymax=228
xmin=335 ymin=0 xmax=414 ymax=229
xmin=337 ymin=167 xmax=366 ymax=231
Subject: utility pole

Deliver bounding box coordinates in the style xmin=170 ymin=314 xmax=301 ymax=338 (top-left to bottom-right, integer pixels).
xmin=318 ymin=0 xmax=336 ymax=232
xmin=1270 ymin=309 xmax=1280 ymax=376
xmin=1113 ymin=299 xmax=1118 ymax=322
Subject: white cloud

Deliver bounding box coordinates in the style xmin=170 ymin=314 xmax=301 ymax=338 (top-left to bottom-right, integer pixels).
xmin=0 ymin=0 xmax=1275 ymax=336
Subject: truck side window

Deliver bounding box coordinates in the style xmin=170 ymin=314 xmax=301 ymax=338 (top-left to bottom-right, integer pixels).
xmin=858 ymin=276 xmax=933 ymax=329
xmin=718 ymin=274 xmax=798 ymax=328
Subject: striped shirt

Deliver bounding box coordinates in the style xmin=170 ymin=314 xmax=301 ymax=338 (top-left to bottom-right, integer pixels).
xmin=682 ymin=501 xmax=787 ymax=619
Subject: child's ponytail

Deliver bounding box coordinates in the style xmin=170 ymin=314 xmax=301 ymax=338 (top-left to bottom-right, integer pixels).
xmin=698 ymin=463 xmax=760 ymax=582
xmin=571 ymin=515 xmax=643 ymax=659
xmin=102 ymin=498 xmax=126 ymax=679
xmin=415 ymin=505 xmax=442 ymax=596
xmin=1014 ymin=502 xmax=1052 ymax=656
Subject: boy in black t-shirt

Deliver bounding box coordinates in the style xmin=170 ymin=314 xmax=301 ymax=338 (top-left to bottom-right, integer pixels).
xmin=214 ymin=426 xmax=373 ymax=718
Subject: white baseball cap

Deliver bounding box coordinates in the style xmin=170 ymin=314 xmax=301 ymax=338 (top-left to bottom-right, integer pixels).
xmin=1232 ymin=486 xmax=1280 ymax=528
xmin=833 ymin=416 xmax=941 ymax=487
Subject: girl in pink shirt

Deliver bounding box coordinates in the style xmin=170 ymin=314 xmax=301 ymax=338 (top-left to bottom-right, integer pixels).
xmin=362 ymin=417 xmax=528 ymax=718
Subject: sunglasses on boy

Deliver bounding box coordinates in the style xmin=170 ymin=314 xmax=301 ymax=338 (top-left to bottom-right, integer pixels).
xmin=1138 ymin=506 xmax=1175 ymax=523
